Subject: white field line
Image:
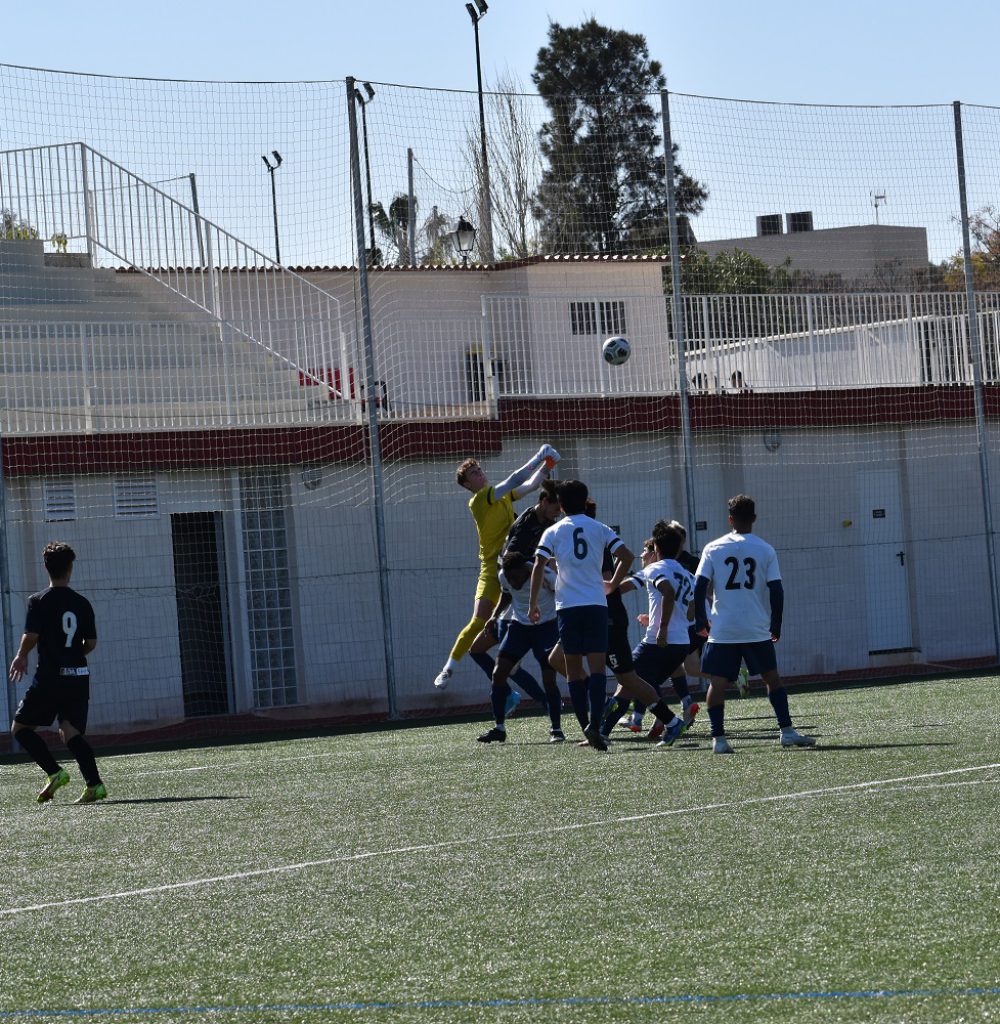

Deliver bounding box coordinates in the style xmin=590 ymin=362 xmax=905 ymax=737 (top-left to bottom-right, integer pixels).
xmin=2 ymin=761 xmax=997 ymax=918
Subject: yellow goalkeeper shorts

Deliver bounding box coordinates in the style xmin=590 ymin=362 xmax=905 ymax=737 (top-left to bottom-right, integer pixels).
xmin=474 ymin=559 xmax=502 ymax=605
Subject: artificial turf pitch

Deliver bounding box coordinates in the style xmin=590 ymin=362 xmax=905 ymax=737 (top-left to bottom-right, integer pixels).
xmin=0 ymin=676 xmax=997 ymax=1023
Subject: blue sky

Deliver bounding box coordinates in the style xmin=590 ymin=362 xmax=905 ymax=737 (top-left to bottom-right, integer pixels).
xmin=2 ymin=2 xmax=998 ymax=266
xmin=5 ymin=0 xmax=999 ymax=104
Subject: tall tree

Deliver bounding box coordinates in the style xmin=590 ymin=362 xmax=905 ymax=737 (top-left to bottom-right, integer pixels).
xmin=467 ymin=71 xmax=543 ymax=260
xmin=371 ymin=194 xmax=415 ymax=266
xmin=531 ymin=19 xmax=707 ymax=255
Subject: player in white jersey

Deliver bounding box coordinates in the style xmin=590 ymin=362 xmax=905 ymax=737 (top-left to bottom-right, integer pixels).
xmin=693 ymin=494 xmax=815 ymax=754
xmin=601 ymin=524 xmax=699 ymax=746
xmin=529 ymin=480 xmax=631 ymax=750
xmin=477 ymin=552 xmax=563 ymax=744
xmin=546 ymin=501 xmax=686 ymax=747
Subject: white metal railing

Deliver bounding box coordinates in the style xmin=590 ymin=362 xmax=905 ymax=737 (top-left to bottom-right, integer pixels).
xmin=482 ymin=291 xmax=1000 ymax=398
xmin=0 ymin=142 xmax=352 ymax=399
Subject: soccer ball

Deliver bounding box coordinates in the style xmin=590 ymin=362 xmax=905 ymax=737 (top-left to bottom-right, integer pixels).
xmin=602 ymin=336 xmax=631 ymax=366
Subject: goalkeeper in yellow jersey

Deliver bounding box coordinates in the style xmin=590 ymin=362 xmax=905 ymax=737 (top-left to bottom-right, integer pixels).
xmin=434 ymin=444 xmax=560 ymax=690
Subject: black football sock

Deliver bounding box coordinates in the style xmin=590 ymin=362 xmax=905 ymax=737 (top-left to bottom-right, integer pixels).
xmin=66 ymin=735 xmax=102 ymax=787
xmin=601 ymin=695 xmax=630 ymax=736
xmin=568 ymin=679 xmax=589 ymax=730
xmin=490 ymin=682 xmax=511 ymax=726
xmin=470 ymin=652 xmax=495 ymax=681
xmin=708 ymin=705 xmax=726 ymax=738
xmin=587 ymin=674 xmax=607 ymax=731
xmin=768 ymin=687 xmax=793 ymax=729
xmin=649 ymin=699 xmax=676 ymax=724
xmin=510 ymin=667 xmax=547 ymax=705
xmin=671 ymin=674 xmax=690 ymax=701
xmin=16 ymin=729 xmax=61 ymax=777
xmin=543 ymin=680 xmax=562 ymax=730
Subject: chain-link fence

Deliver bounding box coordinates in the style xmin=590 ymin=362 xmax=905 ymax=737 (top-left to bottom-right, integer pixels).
xmin=1 ymin=63 xmax=998 ymax=742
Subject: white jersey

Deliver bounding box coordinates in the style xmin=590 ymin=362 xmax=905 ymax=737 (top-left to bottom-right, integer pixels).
xmin=641 ymin=558 xmax=694 ymax=646
xmin=536 ymin=514 xmax=624 ymax=610
xmin=695 ymin=531 xmax=781 ymax=643
xmin=500 ymin=566 xmax=556 ymax=625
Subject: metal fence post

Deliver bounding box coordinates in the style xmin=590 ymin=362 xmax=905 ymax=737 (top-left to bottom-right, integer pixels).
xmin=348 ymin=77 xmax=399 ymax=718
xmin=407 ymin=148 xmax=417 ymax=269
xmin=79 ymin=143 xmax=95 ymax=264
xmin=0 ymin=430 xmax=16 ymax=740
xmin=953 ymin=99 xmax=1000 ymax=664
xmin=660 ymin=87 xmax=699 ymax=548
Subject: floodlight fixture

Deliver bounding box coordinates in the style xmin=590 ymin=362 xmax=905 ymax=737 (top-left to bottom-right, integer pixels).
xmin=261 ymin=150 xmax=284 ymax=262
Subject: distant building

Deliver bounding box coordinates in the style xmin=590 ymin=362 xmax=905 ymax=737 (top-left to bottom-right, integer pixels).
xmin=696 ymin=215 xmax=929 ymax=283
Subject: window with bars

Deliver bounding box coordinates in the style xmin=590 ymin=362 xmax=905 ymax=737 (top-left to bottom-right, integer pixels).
xmin=600 ymin=300 xmax=627 ymax=337
xmin=569 ymin=301 xmax=597 ymax=335
xmin=570 ymin=300 xmax=627 ymax=337
xmin=239 ymin=470 xmax=298 ymax=709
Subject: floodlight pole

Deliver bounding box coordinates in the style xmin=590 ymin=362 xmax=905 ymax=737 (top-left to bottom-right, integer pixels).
xmin=660 ymin=87 xmax=699 ymax=551
xmin=355 ymin=86 xmax=378 ymax=264
xmin=467 ymin=2 xmax=494 ymax=263
xmin=347 ymin=76 xmax=399 ymax=719
xmin=262 ymin=152 xmax=282 ymax=264
xmin=0 ymin=433 xmax=17 ymax=743
xmin=953 ymin=100 xmax=1000 ymax=663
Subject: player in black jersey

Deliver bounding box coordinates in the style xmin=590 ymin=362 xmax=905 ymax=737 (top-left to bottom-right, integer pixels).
xmin=466 ymin=480 xmax=563 ymax=726
xmin=8 ymin=542 xmax=106 ymax=804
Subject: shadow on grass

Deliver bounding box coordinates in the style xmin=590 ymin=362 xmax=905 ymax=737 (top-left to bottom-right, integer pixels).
xmin=101 ymin=795 xmax=245 ymax=805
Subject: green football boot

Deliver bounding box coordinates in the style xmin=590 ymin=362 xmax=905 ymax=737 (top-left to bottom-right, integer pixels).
xmin=37 ymin=768 xmax=70 ymax=803
xmin=74 ymin=783 xmax=108 ymax=804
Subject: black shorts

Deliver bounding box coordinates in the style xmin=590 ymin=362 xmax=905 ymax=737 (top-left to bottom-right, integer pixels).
xmin=606 ymin=622 xmax=634 ymax=675
xmin=14 ymin=677 xmax=91 ymax=733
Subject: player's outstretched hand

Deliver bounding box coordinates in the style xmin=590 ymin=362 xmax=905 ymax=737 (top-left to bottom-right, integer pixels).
xmin=528 ymin=605 xmax=541 ymax=624
xmin=8 ymin=655 xmax=27 ymax=682
xmin=536 ymin=444 xmax=561 ymax=466
xmin=637 ymin=613 xmax=649 ymax=627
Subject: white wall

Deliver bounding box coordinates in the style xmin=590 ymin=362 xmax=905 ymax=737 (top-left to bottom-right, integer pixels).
xmin=4 ymin=419 xmax=995 ymax=734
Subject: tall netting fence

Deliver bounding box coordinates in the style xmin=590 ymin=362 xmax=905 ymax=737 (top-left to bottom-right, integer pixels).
xmin=0 ymin=63 xmax=998 ymax=745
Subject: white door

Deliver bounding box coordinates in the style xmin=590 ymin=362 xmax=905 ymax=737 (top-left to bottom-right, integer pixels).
xmin=860 ymin=469 xmax=914 ymax=653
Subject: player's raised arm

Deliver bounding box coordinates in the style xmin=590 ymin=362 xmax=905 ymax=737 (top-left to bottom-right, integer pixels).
xmin=494 ymin=445 xmax=560 ymax=500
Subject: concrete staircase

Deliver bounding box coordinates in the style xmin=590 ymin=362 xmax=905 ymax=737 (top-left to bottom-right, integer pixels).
xmin=0 ymin=239 xmax=355 ymax=434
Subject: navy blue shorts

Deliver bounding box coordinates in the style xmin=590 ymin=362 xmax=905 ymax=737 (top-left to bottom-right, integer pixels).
xmin=14 ymin=677 xmax=91 ymax=733
xmin=606 ymin=623 xmax=634 ymax=675
xmin=556 ymin=605 xmax=608 ymax=656
xmin=493 ymin=618 xmax=511 ymax=645
xmin=701 ymin=640 xmax=777 ymax=681
xmin=499 ymin=619 xmax=559 ymax=667
xmin=632 ymin=642 xmax=692 ymax=689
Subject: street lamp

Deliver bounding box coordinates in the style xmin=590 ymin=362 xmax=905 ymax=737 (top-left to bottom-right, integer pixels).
xmin=465 ymin=0 xmax=493 ymax=263
xmin=353 ymin=82 xmax=378 ymax=265
xmin=261 ymin=150 xmax=283 ymax=264
xmin=453 ymin=216 xmax=477 ymax=267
